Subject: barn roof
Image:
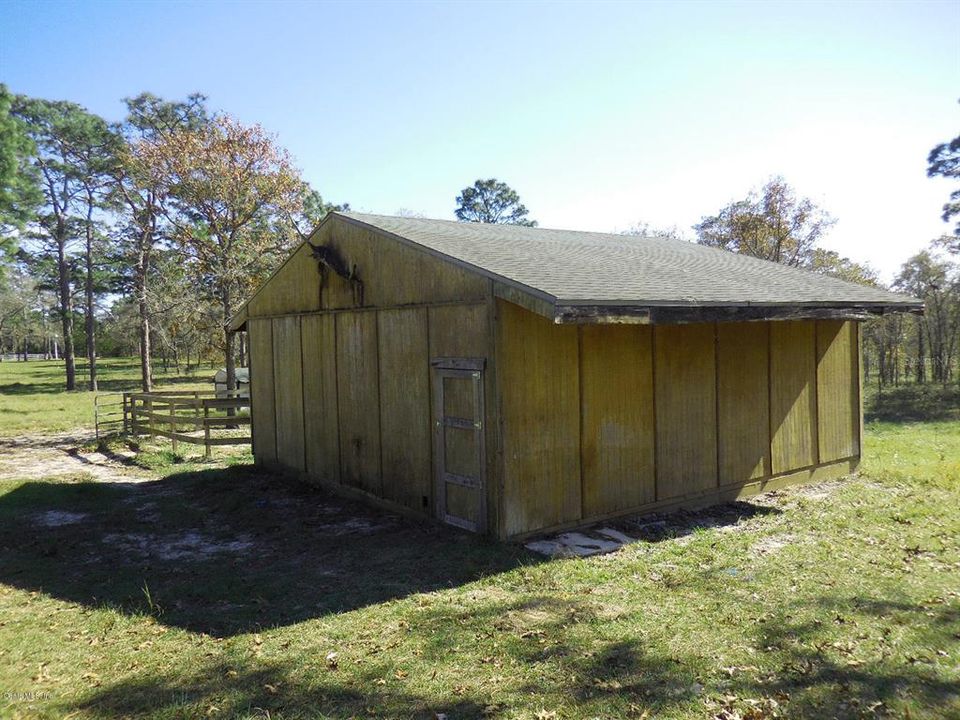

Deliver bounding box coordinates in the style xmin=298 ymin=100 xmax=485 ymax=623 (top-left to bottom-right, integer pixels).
xmin=332 ymin=212 xmax=921 ymax=324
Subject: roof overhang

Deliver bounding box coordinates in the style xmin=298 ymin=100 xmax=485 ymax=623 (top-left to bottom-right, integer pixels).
xmin=549 ymin=300 xmax=925 ymax=325
xmin=492 ymin=279 xmax=923 ymax=324
xmin=228 ymin=304 xmax=248 ymax=333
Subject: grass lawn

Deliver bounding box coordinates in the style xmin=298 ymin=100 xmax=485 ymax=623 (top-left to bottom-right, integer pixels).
xmin=0 ymin=357 xmax=215 ymax=437
xmin=0 ymin=369 xmax=958 ymax=719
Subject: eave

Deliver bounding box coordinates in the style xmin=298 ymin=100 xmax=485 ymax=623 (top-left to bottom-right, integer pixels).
xmin=550 ymin=300 xmax=925 ymax=325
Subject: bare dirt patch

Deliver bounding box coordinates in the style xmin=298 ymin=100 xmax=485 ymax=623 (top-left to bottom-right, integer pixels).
xmin=750 ymin=533 xmax=797 ymax=556
xmin=0 ymin=431 xmax=147 ymax=483
xmin=32 ymin=510 xmax=90 ymax=527
xmin=102 ymin=530 xmax=254 ymax=562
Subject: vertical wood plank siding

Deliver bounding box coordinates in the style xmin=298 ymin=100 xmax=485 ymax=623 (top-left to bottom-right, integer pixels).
xmin=770 ymin=320 xmax=819 ymax=475
xmin=315 ymin=222 xmax=487 ymax=312
xmin=497 ymin=300 xmax=581 ymax=537
xmin=248 ymin=318 xmax=277 ymax=463
xmin=717 ymin=322 xmax=771 ymax=483
xmin=654 ymin=323 xmax=718 ymax=500
xmin=243 ymin=219 xmax=865 ymax=538
xmin=496 ymin=312 xmax=859 ymax=538
xmin=272 ymin=316 xmax=306 ymax=471
xmin=248 ymin=244 xmax=321 ymax=317
xmin=301 ymin=314 xmax=340 ymax=484
xmin=816 ymin=320 xmax=860 ymax=462
xmin=377 ymin=308 xmax=431 ymax=511
xmin=245 ymin=226 xmax=487 ymax=320
xmin=580 ymin=324 xmax=655 ymax=516
xmin=335 ymin=311 xmax=383 ymax=495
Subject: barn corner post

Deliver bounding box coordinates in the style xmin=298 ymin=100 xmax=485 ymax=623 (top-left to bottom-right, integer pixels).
xmin=485 ymin=280 xmax=506 ymax=540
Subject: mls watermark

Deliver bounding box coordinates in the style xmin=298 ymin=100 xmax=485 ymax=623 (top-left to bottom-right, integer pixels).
xmin=2 ymin=691 xmax=52 ymax=702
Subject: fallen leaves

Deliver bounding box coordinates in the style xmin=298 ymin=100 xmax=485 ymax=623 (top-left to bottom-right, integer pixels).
xmin=31 ymin=662 xmax=51 ymax=683
xmin=80 ymin=671 xmax=101 ymax=687
xmin=706 ymin=693 xmax=785 ymax=720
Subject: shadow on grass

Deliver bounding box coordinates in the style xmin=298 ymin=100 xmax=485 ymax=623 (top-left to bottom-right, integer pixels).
xmin=607 ymin=500 xmax=781 ymax=544
xmin=62 ymin=591 xmax=960 ymax=719
xmin=67 ymin=664 xmax=499 ymax=720
xmin=865 ymin=382 xmax=960 ymax=422
xmin=744 ymin=597 xmax=960 ymax=718
xmin=0 ymin=464 xmax=534 ymax=638
xmin=0 ymin=374 xmax=205 ymax=396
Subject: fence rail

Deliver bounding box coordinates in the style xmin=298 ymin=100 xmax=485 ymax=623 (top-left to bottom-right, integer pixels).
xmin=95 ymin=390 xmax=252 ymax=458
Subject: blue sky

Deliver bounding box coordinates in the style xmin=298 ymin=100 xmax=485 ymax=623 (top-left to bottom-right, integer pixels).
xmin=1 ymin=0 xmax=958 ymax=281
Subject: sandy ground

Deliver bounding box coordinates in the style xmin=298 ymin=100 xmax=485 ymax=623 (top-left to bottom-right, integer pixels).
xmin=525 ymin=478 xmax=850 ymax=558
xmin=0 ymin=431 xmax=145 ymax=483
xmin=2 ymin=431 xmax=400 ymax=564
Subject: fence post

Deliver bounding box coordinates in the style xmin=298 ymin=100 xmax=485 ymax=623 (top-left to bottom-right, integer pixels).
xmin=130 ymin=396 xmax=139 ymax=436
xmin=146 ymin=396 xmax=155 ymax=439
xmin=123 ymin=393 xmax=129 ymax=435
xmin=204 ymin=402 xmax=211 ymax=460
xmin=170 ymin=400 xmax=179 ymax=454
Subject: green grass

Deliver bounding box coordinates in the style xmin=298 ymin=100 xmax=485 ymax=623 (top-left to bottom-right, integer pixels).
xmin=0 ymin=357 xmax=214 ymax=437
xmin=0 ymin=362 xmax=958 ymax=718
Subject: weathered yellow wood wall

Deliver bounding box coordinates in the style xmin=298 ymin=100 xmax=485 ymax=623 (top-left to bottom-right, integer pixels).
xmin=248 ymin=318 xmax=276 ymax=463
xmin=272 ymin=316 xmax=305 ymax=471
xmin=770 ymin=320 xmax=818 ymax=475
xmin=497 ymin=300 xmax=580 ymax=537
xmin=247 ymin=244 xmax=321 ymax=318
xmin=580 ymin=325 xmax=655 ymax=517
xmin=717 ymin=322 xmax=770 ymax=484
xmin=654 ymin=323 xmax=718 ymax=500
xmin=496 ymin=304 xmax=863 ymax=538
xmin=335 ymin=311 xmax=382 ymax=495
xmin=817 ymin=320 xmax=860 ymax=462
xmin=300 ymin=314 xmax=339 ymax=484
xmin=313 ymin=221 xmax=488 ymax=311
xmin=243 ymin=220 xmax=488 ymax=323
xmin=378 ymin=308 xmax=431 ymax=511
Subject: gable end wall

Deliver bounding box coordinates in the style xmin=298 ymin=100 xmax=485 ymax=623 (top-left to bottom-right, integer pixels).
xmin=245 ymin=217 xmax=499 ymax=532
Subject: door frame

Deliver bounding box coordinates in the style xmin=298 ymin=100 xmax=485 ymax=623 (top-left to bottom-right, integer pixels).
xmin=431 ymin=357 xmax=486 ymax=533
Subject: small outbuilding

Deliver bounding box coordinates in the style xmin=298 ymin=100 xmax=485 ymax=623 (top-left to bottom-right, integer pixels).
xmin=229 ymin=213 xmax=921 ymax=540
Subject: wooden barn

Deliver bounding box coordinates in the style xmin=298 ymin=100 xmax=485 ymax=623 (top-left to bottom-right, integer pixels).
xmin=229 ymin=213 xmax=921 ymax=540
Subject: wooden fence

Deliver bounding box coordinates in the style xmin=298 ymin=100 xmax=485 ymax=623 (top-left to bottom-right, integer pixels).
xmin=121 ymin=390 xmax=251 ymax=458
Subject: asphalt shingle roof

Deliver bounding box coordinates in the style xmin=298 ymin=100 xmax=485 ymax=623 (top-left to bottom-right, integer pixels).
xmin=338 ymin=212 xmax=919 ymax=311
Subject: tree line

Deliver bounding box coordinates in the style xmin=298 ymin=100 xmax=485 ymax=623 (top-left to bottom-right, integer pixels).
xmin=0 ymin=87 xmax=343 ymax=393
xmin=1 ymin=84 xmax=957 ymax=396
